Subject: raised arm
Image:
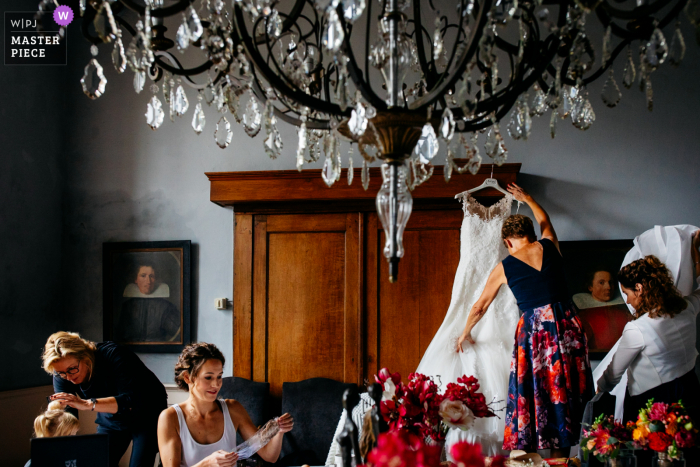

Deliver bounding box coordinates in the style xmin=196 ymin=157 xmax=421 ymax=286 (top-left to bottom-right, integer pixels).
xmin=457 ymin=263 xmax=507 ymax=352
xmin=229 ymin=400 xmax=294 ymax=463
xmin=507 ymin=183 xmax=559 ymax=250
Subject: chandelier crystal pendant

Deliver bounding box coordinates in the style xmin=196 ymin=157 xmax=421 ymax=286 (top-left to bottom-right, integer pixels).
xmin=45 ymin=0 xmax=697 ymax=282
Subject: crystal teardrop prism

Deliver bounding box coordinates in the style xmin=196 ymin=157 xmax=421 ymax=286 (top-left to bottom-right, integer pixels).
xmin=226 ymin=87 xmax=242 ymax=123
xmin=81 ymin=58 xmax=107 ymax=99
xmin=112 ymin=36 xmax=127 ymax=73
xmin=336 ymin=60 xmax=350 ymax=111
xmin=214 ymin=86 xmax=226 ymax=113
xmin=321 ymin=151 xmax=338 ymax=188
xmin=243 ymin=96 xmax=262 ymax=137
xmin=571 ymin=91 xmax=596 ymax=130
xmin=558 ymin=86 xmax=574 ymax=119
xmin=204 ymin=83 xmax=216 ymax=106
xmin=439 ymin=107 xmax=455 ymax=141
xmin=644 ymin=28 xmax=668 ymax=70
xmin=601 ymin=69 xmax=621 ymax=107
xmin=267 ymin=9 xmax=283 ymax=38
xmin=263 ymin=99 xmax=283 ymax=159
xmin=432 ymin=17 xmax=444 ymax=61
xmin=529 ymin=84 xmax=547 ymax=117
xmin=414 ymin=123 xmax=438 ymax=164
xmin=322 ymin=8 xmax=344 ymax=52
xmin=296 ymin=121 xmax=308 ymax=171
xmin=444 ymin=146 xmax=454 ymax=182
xmin=146 ymin=95 xmax=164 ymax=130
xmin=133 ymin=70 xmax=145 ymax=94
xmin=93 ymin=1 xmax=117 ymax=43
xmin=361 ymin=159 xmax=370 ymax=191
xmin=176 ymin=19 xmax=190 ymax=51
xmin=347 ymin=150 xmax=354 ymax=185
xmin=485 ymin=125 xmax=507 ymax=166
xmin=343 ymin=0 xmax=366 ymax=22
xmin=185 ymin=6 xmax=203 ymax=42
xmin=215 ymin=116 xmax=232 ymax=148
xmin=623 ymin=48 xmax=636 ymax=89
xmin=669 ymin=24 xmax=686 ymax=67
xmin=192 ymin=102 xmax=205 ymax=134
xmin=645 ymin=76 xmax=653 ymax=111
xmin=163 ymin=77 xmax=172 ymax=104
xmin=173 ymin=85 xmax=189 ymax=116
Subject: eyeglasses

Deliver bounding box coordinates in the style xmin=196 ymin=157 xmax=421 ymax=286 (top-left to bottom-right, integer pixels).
xmin=53 ymin=364 xmax=80 ymax=379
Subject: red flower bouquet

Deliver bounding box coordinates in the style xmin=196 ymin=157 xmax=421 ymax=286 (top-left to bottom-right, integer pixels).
xmin=634 ymin=399 xmax=697 ymax=461
xmin=374 ymin=368 xmax=496 ymax=442
xmin=580 ymin=414 xmax=636 ymax=462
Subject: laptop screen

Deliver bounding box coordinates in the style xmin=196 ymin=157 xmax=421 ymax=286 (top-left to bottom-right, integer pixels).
xmin=30 ymin=433 xmax=109 ymax=467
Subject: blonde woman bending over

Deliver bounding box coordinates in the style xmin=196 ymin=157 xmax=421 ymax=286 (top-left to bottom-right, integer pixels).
xmin=158 ymin=343 xmax=294 ymax=467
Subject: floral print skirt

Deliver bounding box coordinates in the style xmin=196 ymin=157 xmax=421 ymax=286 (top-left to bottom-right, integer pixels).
xmin=502 ymin=301 xmax=593 ymax=451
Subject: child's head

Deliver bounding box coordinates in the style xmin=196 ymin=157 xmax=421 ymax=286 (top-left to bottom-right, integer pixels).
xmin=33 ymin=401 xmax=79 ymax=438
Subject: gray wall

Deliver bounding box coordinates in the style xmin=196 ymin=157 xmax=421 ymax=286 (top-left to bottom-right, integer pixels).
xmin=6 ymin=18 xmax=700 ymax=386
xmin=0 ymin=1 xmax=68 ymax=391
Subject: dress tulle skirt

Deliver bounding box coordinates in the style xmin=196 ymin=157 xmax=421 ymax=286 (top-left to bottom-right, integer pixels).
xmin=502 ymin=300 xmax=593 ymax=451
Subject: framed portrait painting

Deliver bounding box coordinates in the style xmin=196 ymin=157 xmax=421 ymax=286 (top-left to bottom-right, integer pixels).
xmin=559 ymin=239 xmax=634 ymax=359
xmin=103 ymin=240 xmax=191 ymax=352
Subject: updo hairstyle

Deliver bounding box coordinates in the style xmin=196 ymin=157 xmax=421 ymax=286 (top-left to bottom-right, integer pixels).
xmin=618 ymin=255 xmax=687 ymax=318
xmin=174 ymin=342 xmax=226 ymax=391
xmin=501 ymin=214 xmax=536 ymax=241
xmin=34 ymin=401 xmax=80 ymax=438
xmin=42 ymin=331 xmax=97 ymax=379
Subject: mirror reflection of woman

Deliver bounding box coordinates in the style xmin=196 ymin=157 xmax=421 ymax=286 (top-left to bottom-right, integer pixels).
xmin=158 ymin=343 xmax=294 ymax=467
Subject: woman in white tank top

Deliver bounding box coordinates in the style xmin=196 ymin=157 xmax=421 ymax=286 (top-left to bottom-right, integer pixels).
xmin=157 ymin=344 xmax=294 ymax=467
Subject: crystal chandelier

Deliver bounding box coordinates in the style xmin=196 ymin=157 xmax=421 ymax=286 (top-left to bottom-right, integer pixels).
xmin=40 ymin=0 xmax=698 ymax=281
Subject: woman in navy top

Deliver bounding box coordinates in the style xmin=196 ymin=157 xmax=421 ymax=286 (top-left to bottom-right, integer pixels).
xmin=457 ymin=184 xmax=593 ymax=458
xmin=43 ymin=331 xmax=167 ymax=467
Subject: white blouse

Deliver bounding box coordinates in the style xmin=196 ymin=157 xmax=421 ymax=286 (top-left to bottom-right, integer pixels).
xmin=597 ymin=278 xmax=700 ymax=396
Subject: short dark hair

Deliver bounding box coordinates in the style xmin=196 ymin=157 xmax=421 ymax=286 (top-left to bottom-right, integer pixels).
xmin=501 ymin=214 xmax=536 ymax=241
xmin=174 ymin=342 xmax=226 ymax=391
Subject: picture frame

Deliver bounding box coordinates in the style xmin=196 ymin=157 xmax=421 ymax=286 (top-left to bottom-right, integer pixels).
xmin=103 ymin=240 xmax=191 ymax=353
xmin=559 ymin=239 xmax=634 ymax=360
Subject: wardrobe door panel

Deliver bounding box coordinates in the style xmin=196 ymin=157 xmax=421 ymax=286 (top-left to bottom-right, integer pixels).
xmin=242 ymin=213 xmax=361 ymax=398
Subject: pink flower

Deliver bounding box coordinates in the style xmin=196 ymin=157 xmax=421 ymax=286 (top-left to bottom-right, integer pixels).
xmin=649 ymin=403 xmax=669 ymax=422
xmin=674 ymin=430 xmax=695 ymax=448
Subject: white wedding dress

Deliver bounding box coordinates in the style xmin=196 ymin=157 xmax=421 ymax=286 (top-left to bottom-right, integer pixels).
xmin=415 ymin=192 xmax=520 ymax=457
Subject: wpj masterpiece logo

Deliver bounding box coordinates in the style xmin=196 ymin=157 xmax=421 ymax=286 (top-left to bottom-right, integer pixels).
xmin=4 ymin=7 xmax=71 ymax=65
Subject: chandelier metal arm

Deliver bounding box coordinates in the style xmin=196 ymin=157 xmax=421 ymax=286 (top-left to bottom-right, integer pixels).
xmin=408 ymin=0 xmax=492 ymax=110
xmin=340 ymin=11 xmax=388 ymax=109
xmin=233 ymin=5 xmax=346 ymax=117
xmin=118 ymin=0 xmax=195 ymax=18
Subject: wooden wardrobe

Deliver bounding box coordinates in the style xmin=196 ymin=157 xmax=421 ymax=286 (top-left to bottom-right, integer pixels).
xmin=207 ymin=163 xmax=520 ymax=398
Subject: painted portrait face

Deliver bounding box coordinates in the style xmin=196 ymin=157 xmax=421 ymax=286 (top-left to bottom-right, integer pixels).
xmin=135 ymin=266 xmax=157 ymax=295
xmin=589 ymin=270 xmax=614 ymax=302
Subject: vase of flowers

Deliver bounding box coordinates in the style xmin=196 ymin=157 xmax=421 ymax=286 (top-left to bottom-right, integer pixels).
xmin=581 ymin=413 xmax=638 ymax=466
xmin=373 ymin=368 xmax=497 ymax=443
xmin=633 ymin=400 xmax=696 ymax=466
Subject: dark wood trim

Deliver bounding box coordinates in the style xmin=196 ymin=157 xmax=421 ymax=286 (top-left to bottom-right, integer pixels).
xmin=344 ymin=213 xmax=362 ymax=385
xmin=365 ymin=213 xmax=379 ymax=384
xmin=207 ymin=163 xmax=521 ymax=211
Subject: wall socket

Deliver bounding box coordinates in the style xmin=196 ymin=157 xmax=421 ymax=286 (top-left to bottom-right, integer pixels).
xmin=215 ymin=298 xmax=229 ymax=310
